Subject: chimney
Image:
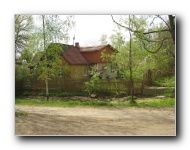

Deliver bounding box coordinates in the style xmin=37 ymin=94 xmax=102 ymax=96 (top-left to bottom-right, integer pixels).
xmin=75 ymin=42 xmax=80 ymax=48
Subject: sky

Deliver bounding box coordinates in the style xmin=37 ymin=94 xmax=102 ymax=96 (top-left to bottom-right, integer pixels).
xmin=33 ymin=15 xmax=115 ymax=46
xmin=34 ymin=15 xmax=167 ymax=47
xmin=71 ymin=15 xmax=115 ymax=46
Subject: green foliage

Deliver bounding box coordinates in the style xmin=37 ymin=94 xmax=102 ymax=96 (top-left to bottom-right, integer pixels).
xmin=151 ymin=75 xmax=175 ymax=97
xmin=20 ymin=33 xmax=42 ymax=64
xmin=15 ymin=99 xmax=113 ymax=107
xmin=105 ymin=30 xmax=152 ymax=80
xmin=16 ymin=98 xmax=175 ymax=108
xmin=136 ymin=98 xmax=175 ymax=107
xmin=31 ymin=15 xmax=75 ymax=100
xmin=15 ymin=63 xmax=33 ymax=96
xmin=15 ymin=64 xmax=31 ymax=81
xmin=84 ymin=66 xmax=100 ymax=95
xmin=36 ymin=15 xmax=75 ymax=46
xmin=99 ymin=34 xmax=108 ymax=44
xmin=15 ymin=15 xmax=75 ymax=100
xmin=127 ymin=95 xmax=137 ymax=100
xmin=34 ymin=15 xmax=75 ymax=81
xmin=164 ymin=87 xmax=175 ymax=97
xmin=129 ymin=100 xmax=137 ymax=106
xmin=35 ymin=44 xmax=70 ymax=80
xmin=15 ymin=15 xmax=34 ymax=54
xmin=152 ymin=75 xmax=175 ymax=87
xmin=107 ymin=15 xmax=175 ymax=83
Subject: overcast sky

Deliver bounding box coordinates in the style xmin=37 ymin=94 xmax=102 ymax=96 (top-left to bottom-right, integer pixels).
xmin=33 ymin=15 xmax=169 ymax=47
xmin=34 ymin=15 xmax=115 ymax=46
xmin=71 ymin=15 xmax=115 ymax=46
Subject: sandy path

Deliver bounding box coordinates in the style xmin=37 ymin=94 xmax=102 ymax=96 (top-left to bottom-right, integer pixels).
xmin=15 ymin=105 xmax=175 ymax=136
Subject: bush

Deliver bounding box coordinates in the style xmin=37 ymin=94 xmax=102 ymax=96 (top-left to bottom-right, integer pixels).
xmin=84 ymin=67 xmax=100 ymax=95
xmin=152 ymin=75 xmax=175 ymax=87
xmin=164 ymin=87 xmax=175 ymax=97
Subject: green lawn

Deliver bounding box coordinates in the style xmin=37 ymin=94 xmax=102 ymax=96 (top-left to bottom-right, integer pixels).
xmin=15 ymin=98 xmax=175 ymax=108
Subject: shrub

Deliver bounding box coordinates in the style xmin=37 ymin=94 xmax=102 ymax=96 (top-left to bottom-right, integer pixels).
xmin=84 ymin=67 xmax=100 ymax=95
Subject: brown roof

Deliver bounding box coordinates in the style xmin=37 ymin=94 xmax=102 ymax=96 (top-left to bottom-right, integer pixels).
xmin=46 ymin=43 xmax=116 ymax=65
xmin=61 ymin=44 xmax=89 ymax=65
xmin=80 ymin=44 xmax=108 ymax=52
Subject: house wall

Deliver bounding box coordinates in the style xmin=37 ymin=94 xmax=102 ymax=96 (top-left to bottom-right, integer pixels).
xmin=69 ymin=65 xmax=88 ymax=79
xmin=68 ymin=64 xmax=117 ymax=79
xmin=81 ymin=46 xmax=114 ymax=64
xmin=96 ymin=63 xmax=117 ymax=79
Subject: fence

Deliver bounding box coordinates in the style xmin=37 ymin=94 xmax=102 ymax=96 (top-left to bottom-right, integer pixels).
xmin=96 ymin=79 xmax=143 ymax=95
xmin=30 ymin=78 xmax=88 ymax=91
xmin=15 ymin=68 xmax=175 ymax=97
xmin=15 ymin=78 xmax=144 ymax=96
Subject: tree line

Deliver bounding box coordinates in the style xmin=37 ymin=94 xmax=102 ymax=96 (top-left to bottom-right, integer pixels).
xmin=15 ymin=15 xmax=175 ymax=101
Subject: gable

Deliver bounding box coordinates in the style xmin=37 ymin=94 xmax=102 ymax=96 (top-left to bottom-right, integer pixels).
xmin=62 ymin=45 xmax=89 ymax=65
xmin=43 ymin=43 xmax=116 ymax=66
xmin=80 ymin=45 xmax=115 ymax=64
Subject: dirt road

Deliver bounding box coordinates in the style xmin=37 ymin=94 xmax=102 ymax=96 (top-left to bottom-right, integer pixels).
xmin=15 ymin=105 xmax=175 ymax=136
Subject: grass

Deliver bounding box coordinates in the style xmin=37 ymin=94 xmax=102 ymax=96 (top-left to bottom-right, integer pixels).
xmin=15 ymin=111 xmax=28 ymax=117
xmin=15 ymin=99 xmax=113 ymax=107
xmin=15 ymin=98 xmax=175 ymax=108
xmin=134 ymin=98 xmax=175 ymax=107
xmin=152 ymin=75 xmax=175 ymax=87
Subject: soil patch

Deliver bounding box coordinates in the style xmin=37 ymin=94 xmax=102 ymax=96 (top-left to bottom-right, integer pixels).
xmin=15 ymin=105 xmax=175 ymax=136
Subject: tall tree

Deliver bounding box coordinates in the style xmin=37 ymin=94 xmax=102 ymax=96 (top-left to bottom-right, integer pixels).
xmin=35 ymin=15 xmax=75 ymax=100
xmin=20 ymin=32 xmax=42 ymax=64
xmin=111 ymin=15 xmax=175 ymax=84
xmin=111 ymin=15 xmax=175 ymax=54
xmin=42 ymin=15 xmax=49 ymax=100
xmin=128 ymin=15 xmax=135 ymax=102
xmin=103 ymin=15 xmax=145 ymax=101
xmin=109 ymin=32 xmax=126 ymax=51
xmin=15 ymin=15 xmax=33 ymax=57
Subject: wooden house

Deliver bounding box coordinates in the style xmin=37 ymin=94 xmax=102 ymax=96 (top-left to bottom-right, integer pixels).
xmin=59 ymin=42 xmax=117 ymax=79
xmin=31 ymin=42 xmax=118 ymax=79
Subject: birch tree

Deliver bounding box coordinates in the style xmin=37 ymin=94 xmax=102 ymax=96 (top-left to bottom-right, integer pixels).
xmin=35 ymin=15 xmax=75 ymax=100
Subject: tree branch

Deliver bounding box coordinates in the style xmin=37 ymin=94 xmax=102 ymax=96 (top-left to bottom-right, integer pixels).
xmin=150 ymin=16 xmax=158 ymax=26
xmin=142 ymin=38 xmax=168 ymax=53
xmin=155 ymin=15 xmax=171 ymax=30
xmin=111 ymin=15 xmax=170 ymax=35
xmin=135 ymin=33 xmax=169 ymax=43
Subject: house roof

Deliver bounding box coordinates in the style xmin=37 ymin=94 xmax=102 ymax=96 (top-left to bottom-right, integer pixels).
xmin=80 ymin=44 xmax=108 ymax=52
xmin=31 ymin=43 xmax=115 ymax=66
xmin=63 ymin=43 xmax=116 ymax=64
xmin=62 ymin=44 xmax=89 ymax=65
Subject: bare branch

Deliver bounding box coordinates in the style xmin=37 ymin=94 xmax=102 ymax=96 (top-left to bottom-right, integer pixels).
xmin=155 ymin=15 xmax=171 ymax=30
xmin=142 ymin=38 xmax=168 ymax=53
xmin=111 ymin=15 xmax=134 ymax=31
xmin=111 ymin=15 xmax=170 ymax=35
xmin=143 ymin=29 xmax=170 ymax=34
xmin=150 ymin=16 xmax=158 ymax=26
xmin=135 ymin=33 xmax=169 ymax=43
